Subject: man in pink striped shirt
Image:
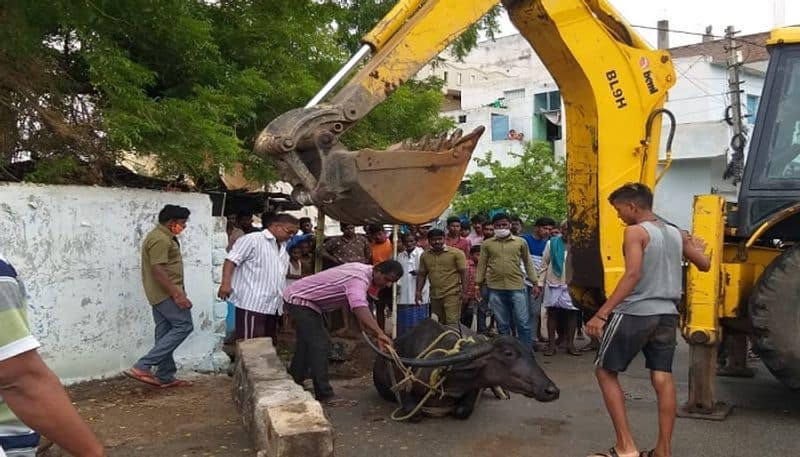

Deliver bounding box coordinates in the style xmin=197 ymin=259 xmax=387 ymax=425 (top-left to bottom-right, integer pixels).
xmin=283 ymin=260 xmax=402 ymax=404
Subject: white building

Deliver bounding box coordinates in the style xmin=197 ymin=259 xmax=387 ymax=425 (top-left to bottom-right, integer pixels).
xmin=420 ymin=31 xmax=768 ymax=227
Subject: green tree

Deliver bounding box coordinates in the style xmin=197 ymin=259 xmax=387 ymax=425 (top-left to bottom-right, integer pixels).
xmin=0 ymin=1 xmax=500 ymax=186
xmin=452 ymin=141 xmax=567 ymax=222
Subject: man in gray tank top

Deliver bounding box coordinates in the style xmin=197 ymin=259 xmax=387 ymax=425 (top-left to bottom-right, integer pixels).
xmin=585 ymin=183 xmax=711 ymax=457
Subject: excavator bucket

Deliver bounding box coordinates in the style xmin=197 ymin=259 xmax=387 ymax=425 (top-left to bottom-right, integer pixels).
xmin=309 ymin=126 xmax=484 ymax=224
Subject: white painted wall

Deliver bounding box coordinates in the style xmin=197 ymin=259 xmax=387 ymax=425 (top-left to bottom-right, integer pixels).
xmin=0 ymin=183 xmax=227 ymax=384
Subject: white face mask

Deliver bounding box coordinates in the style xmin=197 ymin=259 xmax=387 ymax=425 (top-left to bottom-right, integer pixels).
xmin=494 ymin=228 xmax=511 ymax=238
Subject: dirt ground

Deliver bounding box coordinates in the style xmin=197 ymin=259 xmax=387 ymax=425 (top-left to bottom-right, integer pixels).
xmin=44 ymin=375 xmax=255 ymax=457
xmin=41 ymin=330 xmax=371 ymax=457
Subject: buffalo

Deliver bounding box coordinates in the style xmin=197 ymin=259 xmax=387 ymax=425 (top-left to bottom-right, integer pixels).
xmin=366 ymin=319 xmax=559 ymax=421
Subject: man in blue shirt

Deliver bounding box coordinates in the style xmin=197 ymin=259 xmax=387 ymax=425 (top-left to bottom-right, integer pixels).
xmin=520 ymin=217 xmax=556 ymax=344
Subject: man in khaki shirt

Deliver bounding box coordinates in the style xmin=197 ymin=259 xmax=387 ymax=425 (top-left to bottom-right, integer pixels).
xmin=416 ymin=229 xmax=468 ymax=325
xmin=477 ymin=213 xmax=538 ymax=347
xmin=125 ymin=205 xmax=194 ymax=388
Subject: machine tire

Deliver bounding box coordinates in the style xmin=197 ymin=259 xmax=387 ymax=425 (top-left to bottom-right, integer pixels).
xmin=748 ymin=243 xmax=800 ymax=389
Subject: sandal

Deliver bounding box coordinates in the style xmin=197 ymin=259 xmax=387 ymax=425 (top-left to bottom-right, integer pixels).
xmin=123 ymin=368 xmax=161 ymax=387
xmin=159 ymin=379 xmax=193 ymax=388
xmin=567 ymin=347 xmax=584 ymax=356
xmin=544 ymin=345 xmax=556 ymax=357
xmin=639 ymin=451 xmax=655 ymax=457
xmin=587 ymin=447 xmax=640 ymax=457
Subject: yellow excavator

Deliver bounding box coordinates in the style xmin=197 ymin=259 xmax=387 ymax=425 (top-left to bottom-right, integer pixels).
xmin=254 ymin=0 xmax=800 ymax=419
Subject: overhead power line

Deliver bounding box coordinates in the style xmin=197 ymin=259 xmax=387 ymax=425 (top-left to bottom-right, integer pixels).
xmin=630 ymin=24 xmax=767 ymax=49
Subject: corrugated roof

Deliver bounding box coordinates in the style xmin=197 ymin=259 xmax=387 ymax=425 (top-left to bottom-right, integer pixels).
xmin=669 ymin=32 xmax=770 ymax=64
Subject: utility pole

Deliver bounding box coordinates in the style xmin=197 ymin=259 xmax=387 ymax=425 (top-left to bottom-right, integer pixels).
xmin=723 ymin=25 xmax=747 ymax=184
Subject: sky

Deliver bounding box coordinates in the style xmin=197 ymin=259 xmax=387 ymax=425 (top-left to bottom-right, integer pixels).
xmin=492 ymin=0 xmax=800 ymax=47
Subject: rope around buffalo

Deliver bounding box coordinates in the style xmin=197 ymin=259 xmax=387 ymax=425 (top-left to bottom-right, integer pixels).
xmin=385 ymin=329 xmax=477 ymax=421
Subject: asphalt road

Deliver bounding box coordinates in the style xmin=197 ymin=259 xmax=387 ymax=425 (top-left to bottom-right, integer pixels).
xmin=326 ymin=338 xmax=800 ymax=457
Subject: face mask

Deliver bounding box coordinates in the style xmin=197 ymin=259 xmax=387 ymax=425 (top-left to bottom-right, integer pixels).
xmin=494 ymin=228 xmax=511 ymax=238
xmin=170 ymin=224 xmax=185 ymax=236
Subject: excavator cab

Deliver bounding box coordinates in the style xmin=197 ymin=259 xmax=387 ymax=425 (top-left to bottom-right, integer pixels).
xmin=735 ymin=29 xmax=800 ymax=240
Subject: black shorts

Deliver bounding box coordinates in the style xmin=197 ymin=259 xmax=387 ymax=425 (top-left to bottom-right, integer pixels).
xmin=595 ymin=313 xmax=678 ymax=373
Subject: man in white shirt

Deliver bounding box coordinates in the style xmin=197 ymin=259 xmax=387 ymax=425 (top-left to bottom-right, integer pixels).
xmin=397 ymin=233 xmax=429 ymax=314
xmin=218 ymin=213 xmax=298 ymax=342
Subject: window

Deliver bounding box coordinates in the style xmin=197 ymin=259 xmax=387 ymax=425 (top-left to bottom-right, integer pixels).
xmin=747 ymin=94 xmax=760 ymax=124
xmin=752 ymin=49 xmax=800 ymax=186
xmin=534 ymin=90 xmax=561 ymax=111
xmin=443 ymin=71 xmax=448 ymax=82
xmin=458 ymin=114 xmax=467 ymax=124
xmin=457 ymin=73 xmax=462 ymax=85
xmin=490 ymin=114 xmax=509 ymax=141
xmin=470 ymin=74 xmax=476 ymax=83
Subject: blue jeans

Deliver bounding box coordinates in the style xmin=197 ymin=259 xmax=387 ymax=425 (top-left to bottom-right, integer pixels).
xmin=134 ymin=297 xmax=194 ymax=383
xmin=488 ymin=288 xmax=532 ymax=347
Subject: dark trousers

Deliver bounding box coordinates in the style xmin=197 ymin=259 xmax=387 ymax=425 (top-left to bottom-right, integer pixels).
xmin=234 ymin=307 xmax=278 ymax=342
xmin=134 ymin=297 xmax=194 ymax=383
xmin=286 ymin=303 xmax=334 ymax=400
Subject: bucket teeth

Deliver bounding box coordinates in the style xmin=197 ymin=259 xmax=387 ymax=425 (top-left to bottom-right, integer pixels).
xmin=385 ymin=128 xmax=474 ymax=153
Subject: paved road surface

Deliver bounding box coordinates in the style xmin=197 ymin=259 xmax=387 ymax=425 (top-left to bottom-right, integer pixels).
xmin=327 ymin=339 xmax=800 ymax=457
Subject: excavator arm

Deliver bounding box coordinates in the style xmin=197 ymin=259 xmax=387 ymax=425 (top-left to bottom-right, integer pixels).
xmin=255 ymin=0 xmax=676 ymax=305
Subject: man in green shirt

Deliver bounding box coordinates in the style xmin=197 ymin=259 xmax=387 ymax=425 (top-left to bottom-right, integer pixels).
xmin=0 ymin=255 xmax=105 ymax=456
xmin=476 ymin=213 xmax=538 ymax=347
xmin=124 ymin=205 xmax=194 ymax=388
xmin=416 ymin=229 xmax=468 ymax=325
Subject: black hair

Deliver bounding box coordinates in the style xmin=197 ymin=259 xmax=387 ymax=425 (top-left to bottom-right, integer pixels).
xmin=608 ymin=182 xmax=654 ymax=209
xmin=482 ymin=220 xmax=494 ymax=228
xmin=469 ymin=245 xmax=481 ymax=254
xmin=401 ymin=232 xmax=416 ymax=243
xmin=491 ymin=212 xmax=511 ymax=224
xmin=375 ymin=260 xmax=404 ymax=278
xmin=340 ymin=222 xmax=355 ymax=230
xmin=366 ymin=224 xmax=384 ymax=235
xmin=534 ymin=217 xmax=557 ymax=227
xmin=470 ymin=214 xmax=486 ymax=225
xmin=298 ymin=217 xmax=311 ymax=225
xmin=267 ymin=213 xmax=299 ymax=226
xmin=158 ymin=205 xmax=191 ymax=223
xmin=427 ymin=228 xmax=445 ymax=240
xmin=460 ymin=220 xmax=471 ymax=230
xmin=446 ymin=216 xmax=462 ymax=226
xmin=510 ymin=215 xmax=522 ymax=223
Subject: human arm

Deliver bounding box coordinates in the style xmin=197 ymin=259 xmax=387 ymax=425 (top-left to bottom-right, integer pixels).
xmin=521 ymin=241 xmax=539 ymax=297
xmin=537 ymin=241 xmax=551 ymax=288
xmin=151 ymin=264 xmax=192 ymax=309
xmin=415 ymin=255 xmax=428 ymax=305
xmin=682 ymin=231 xmax=711 ymax=272
xmin=352 ymin=307 xmax=393 ymax=349
xmin=475 ymin=242 xmax=488 ymax=285
xmin=217 ymin=260 xmax=237 ymax=299
xmin=456 ymin=251 xmax=468 ymax=301
xmin=586 ymin=225 xmax=647 ymax=338
xmin=0 ymin=350 xmax=106 ymax=457
xmin=320 ymin=239 xmax=342 ymax=265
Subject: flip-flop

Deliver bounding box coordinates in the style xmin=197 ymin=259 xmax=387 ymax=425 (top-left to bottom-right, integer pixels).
xmin=544 ymin=346 xmax=556 ymax=357
xmin=567 ymin=347 xmax=584 ymax=356
xmin=123 ymin=368 xmax=161 ymax=387
xmin=588 ymin=447 xmax=638 ymax=457
xmin=639 ymin=451 xmax=655 ymax=457
xmin=159 ymin=379 xmax=193 ymax=388
xmin=324 ymin=398 xmax=358 ymax=408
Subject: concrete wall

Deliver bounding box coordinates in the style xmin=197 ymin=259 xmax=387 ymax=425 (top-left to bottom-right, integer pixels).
xmin=0 ymin=183 xmax=227 ymax=384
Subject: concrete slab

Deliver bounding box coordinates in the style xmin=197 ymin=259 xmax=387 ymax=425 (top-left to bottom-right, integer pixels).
xmin=234 ymin=337 xmax=334 ymax=457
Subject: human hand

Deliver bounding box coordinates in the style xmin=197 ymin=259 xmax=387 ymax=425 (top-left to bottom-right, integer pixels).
xmin=415 ymin=291 xmax=422 ymax=305
xmin=217 ymin=284 xmax=233 ymax=300
xmin=532 ymin=286 xmax=542 ymax=298
xmin=586 ymin=315 xmax=607 ymax=339
xmin=377 ymin=333 xmax=394 ymax=351
xmin=174 ymin=293 xmax=193 ymax=309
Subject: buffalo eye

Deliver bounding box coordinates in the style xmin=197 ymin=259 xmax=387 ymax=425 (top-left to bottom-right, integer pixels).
xmin=503 ymin=349 xmax=515 ymax=358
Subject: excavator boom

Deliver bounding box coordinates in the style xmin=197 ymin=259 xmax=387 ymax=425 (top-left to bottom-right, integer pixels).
xmin=256 ymin=0 xmax=675 ymax=303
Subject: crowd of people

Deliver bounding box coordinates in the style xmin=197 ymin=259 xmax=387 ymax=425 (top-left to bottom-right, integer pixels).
xmin=0 ymin=182 xmax=711 ymax=457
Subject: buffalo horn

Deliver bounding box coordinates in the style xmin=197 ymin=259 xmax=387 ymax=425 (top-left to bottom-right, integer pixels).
xmin=362 ymin=332 xmax=492 ymax=368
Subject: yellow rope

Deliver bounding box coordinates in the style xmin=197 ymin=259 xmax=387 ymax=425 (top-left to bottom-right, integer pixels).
xmin=384 ymin=330 xmax=477 ymax=421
